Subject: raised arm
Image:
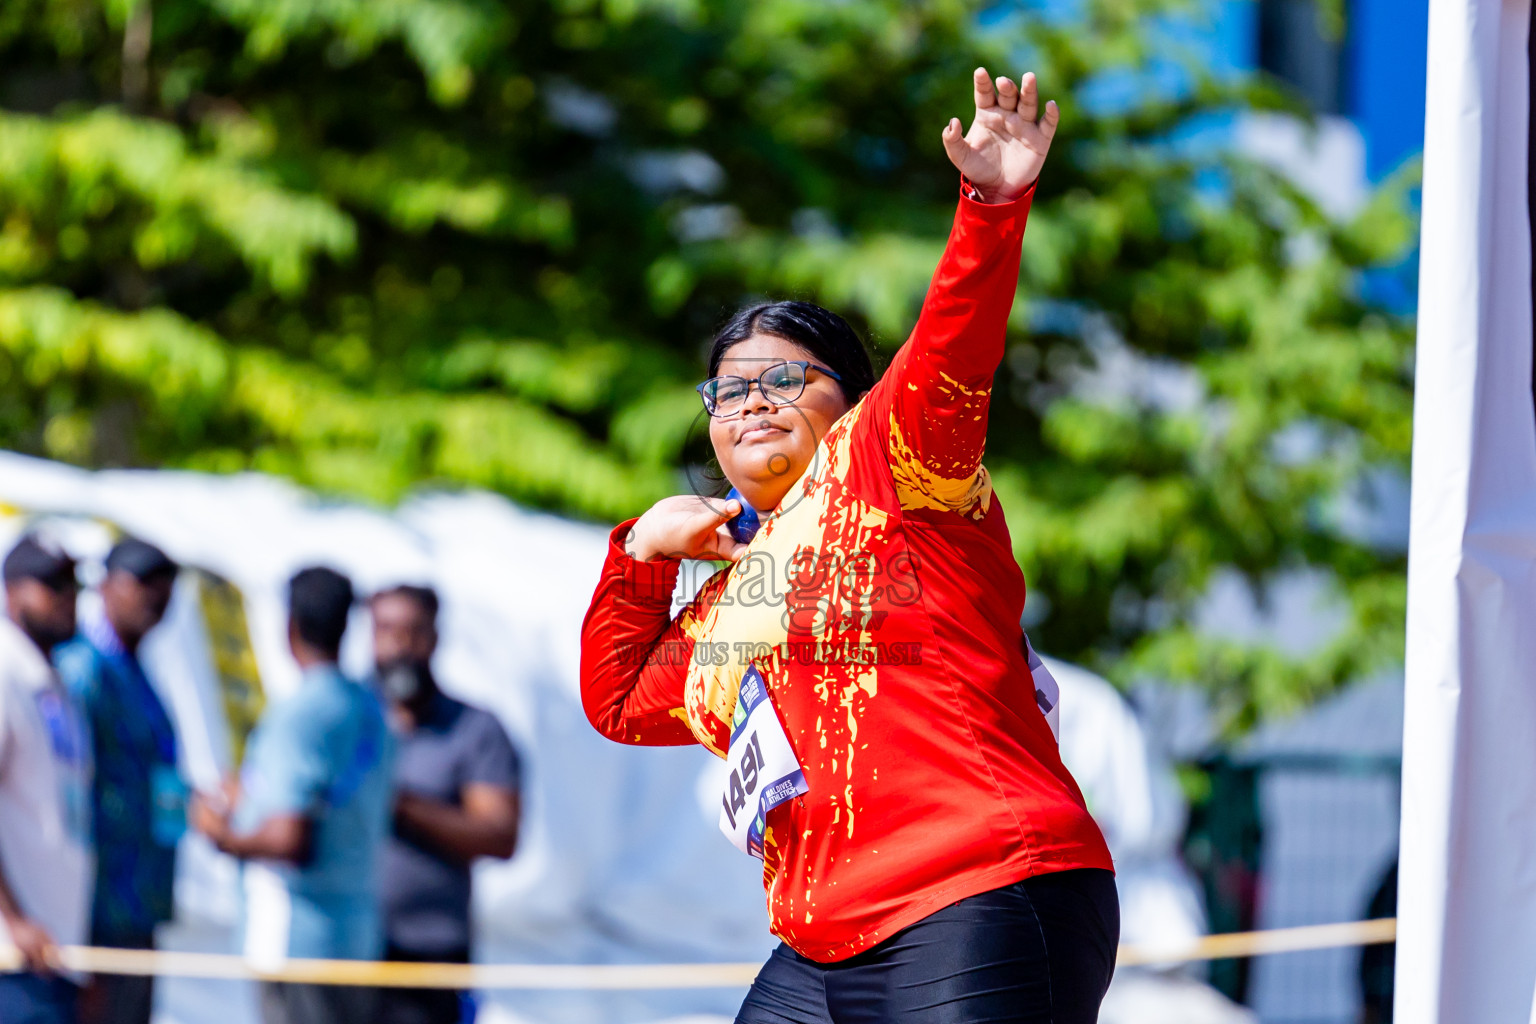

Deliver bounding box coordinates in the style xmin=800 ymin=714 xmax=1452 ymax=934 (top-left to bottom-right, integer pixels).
xmin=883 ymin=69 xmax=1059 ymax=515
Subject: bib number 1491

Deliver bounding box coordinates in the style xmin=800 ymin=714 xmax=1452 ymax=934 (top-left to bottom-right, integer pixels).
xmin=718 ymin=666 xmax=808 ymax=859
xmin=721 ymin=730 xmax=766 ymax=830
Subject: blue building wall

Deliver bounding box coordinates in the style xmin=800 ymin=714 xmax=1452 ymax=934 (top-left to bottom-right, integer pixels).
xmin=1347 ymin=0 xmax=1430 ymax=181
xmin=1030 ymin=0 xmax=1429 ymax=184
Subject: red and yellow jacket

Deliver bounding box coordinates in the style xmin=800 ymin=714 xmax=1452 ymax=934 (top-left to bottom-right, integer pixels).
xmin=580 ymin=183 xmax=1112 ymax=963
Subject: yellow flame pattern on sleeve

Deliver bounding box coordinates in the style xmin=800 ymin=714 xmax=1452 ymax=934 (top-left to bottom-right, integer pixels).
xmin=887 ymin=413 xmax=993 ymax=519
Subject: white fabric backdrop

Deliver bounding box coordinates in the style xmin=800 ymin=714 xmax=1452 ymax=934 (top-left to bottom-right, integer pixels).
xmin=1400 ymin=1 xmax=1536 ymax=1021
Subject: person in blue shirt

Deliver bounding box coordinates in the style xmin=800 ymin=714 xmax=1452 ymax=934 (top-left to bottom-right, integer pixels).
xmin=191 ymin=567 xmax=394 ymax=1024
xmin=56 ymin=538 xmax=182 ymax=1024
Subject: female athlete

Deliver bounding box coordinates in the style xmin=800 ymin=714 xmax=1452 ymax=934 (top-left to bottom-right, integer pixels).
xmin=580 ymin=68 xmax=1118 ymax=1024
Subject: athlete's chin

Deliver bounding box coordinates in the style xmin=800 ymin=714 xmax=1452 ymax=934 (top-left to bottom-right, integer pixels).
xmin=728 ymin=444 xmax=811 ymax=489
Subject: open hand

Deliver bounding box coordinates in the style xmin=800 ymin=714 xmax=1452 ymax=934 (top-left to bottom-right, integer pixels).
xmin=942 ymin=68 xmax=1060 ymax=203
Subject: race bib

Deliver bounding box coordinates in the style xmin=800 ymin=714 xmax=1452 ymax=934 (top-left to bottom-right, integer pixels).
xmin=718 ymin=666 xmax=808 ymax=859
xmin=1024 ymin=633 xmax=1061 ymax=741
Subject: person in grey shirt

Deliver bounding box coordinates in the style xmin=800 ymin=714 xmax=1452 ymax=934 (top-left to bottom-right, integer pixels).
xmin=370 ymin=585 xmax=520 ymax=1024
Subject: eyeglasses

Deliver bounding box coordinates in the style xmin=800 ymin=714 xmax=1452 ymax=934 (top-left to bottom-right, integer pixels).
xmin=696 ymin=360 xmax=843 ymax=418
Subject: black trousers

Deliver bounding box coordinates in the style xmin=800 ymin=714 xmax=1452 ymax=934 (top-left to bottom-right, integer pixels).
xmin=375 ymin=944 xmax=471 ymax=1024
xmin=258 ymin=980 xmax=377 ymax=1024
xmin=81 ymin=934 xmax=155 ymax=1024
xmin=736 ymin=868 xmax=1119 ymax=1024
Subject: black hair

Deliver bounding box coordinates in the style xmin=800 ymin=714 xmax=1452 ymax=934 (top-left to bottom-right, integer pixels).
xmin=105 ymin=537 xmax=178 ymax=582
xmin=288 ymin=566 xmax=354 ymax=657
xmin=370 ymin=583 xmax=439 ymax=623
xmin=707 ymin=301 xmax=876 ymax=404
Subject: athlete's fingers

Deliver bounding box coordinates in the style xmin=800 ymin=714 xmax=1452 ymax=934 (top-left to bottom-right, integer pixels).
xmin=712 ymin=522 xmax=748 ymax=562
xmin=995 ymin=75 xmax=1019 ymax=112
xmin=942 ymin=117 xmax=969 ymax=167
xmin=973 ymin=66 xmax=996 ymax=110
xmin=1018 ymin=71 xmax=1039 ymax=122
xmin=1039 ymin=99 xmax=1060 ymax=140
xmin=694 ymin=495 xmax=740 ymax=523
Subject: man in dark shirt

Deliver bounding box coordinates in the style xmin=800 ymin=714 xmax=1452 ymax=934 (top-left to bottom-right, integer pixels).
xmin=370 ymin=585 xmax=520 ymax=1024
xmin=57 ymin=538 xmax=181 ymax=1024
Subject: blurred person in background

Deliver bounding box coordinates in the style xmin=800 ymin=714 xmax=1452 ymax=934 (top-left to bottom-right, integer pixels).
xmin=0 ymin=534 xmax=91 ymax=1024
xmin=191 ymin=566 xmax=394 ymax=1024
xmin=57 ymin=539 xmax=183 ymax=1024
xmin=1358 ymin=861 xmax=1397 ymax=1024
xmin=1046 ymin=655 xmax=1258 ymax=1024
xmin=370 ymin=584 xmax=520 ymax=1024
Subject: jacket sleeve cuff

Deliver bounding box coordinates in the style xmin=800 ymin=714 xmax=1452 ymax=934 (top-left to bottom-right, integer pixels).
xmin=605 ymin=519 xmax=682 ymax=605
xmin=958 ymin=176 xmax=1037 ymax=220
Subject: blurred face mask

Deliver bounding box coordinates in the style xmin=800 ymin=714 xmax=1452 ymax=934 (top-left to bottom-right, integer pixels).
xmin=378 ymin=658 xmax=433 ymax=705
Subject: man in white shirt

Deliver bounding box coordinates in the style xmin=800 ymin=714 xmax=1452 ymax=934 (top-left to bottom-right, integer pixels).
xmin=0 ymin=534 xmax=93 ymax=1024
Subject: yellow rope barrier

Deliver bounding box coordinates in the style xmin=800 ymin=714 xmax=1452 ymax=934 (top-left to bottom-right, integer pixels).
xmin=0 ymin=918 xmax=1397 ymax=988
xmin=1113 ymin=917 xmax=1398 ymax=968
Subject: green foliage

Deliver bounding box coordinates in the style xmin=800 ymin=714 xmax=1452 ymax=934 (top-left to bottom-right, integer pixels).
xmin=0 ymin=0 xmax=1416 ymax=729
